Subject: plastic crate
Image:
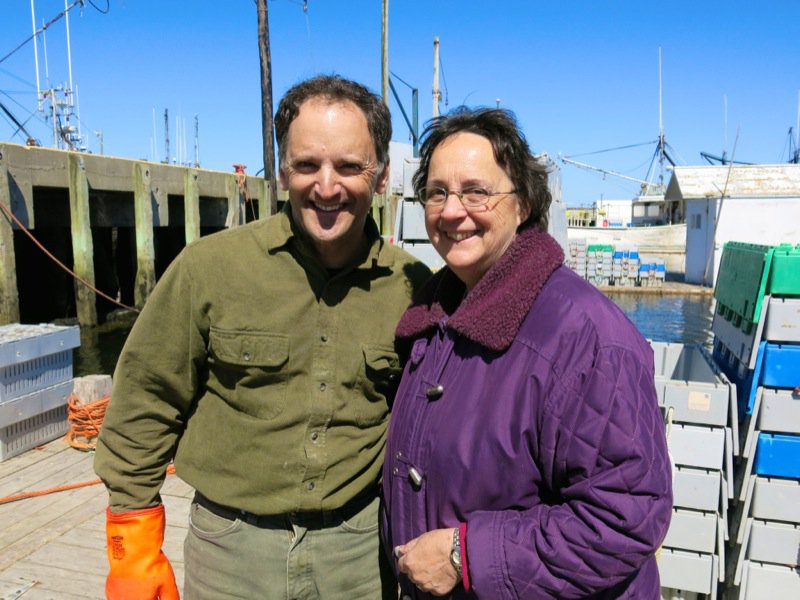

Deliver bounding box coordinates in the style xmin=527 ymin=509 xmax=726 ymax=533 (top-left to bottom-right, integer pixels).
xmin=763 ymin=297 xmax=800 ymax=343
xmin=0 ymin=324 xmax=80 ymax=402
xmin=768 ymin=244 xmax=800 ymax=295
xmin=651 ymin=342 xmax=736 ymax=430
xmin=753 ymin=432 xmax=800 ymax=479
xmin=0 ymin=403 xmax=68 ymax=462
xmin=714 ymin=242 xmax=773 ymax=330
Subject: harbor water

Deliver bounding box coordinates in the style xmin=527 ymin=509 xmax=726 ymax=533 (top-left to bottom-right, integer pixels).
xmin=72 ymin=292 xmax=716 ymax=378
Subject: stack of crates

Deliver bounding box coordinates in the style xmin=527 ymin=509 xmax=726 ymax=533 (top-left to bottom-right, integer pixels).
xmin=566 ymin=238 xmax=587 ymax=279
xmin=650 ymin=341 xmax=738 ymax=599
xmin=587 ymin=244 xmax=613 ymax=286
xmin=612 ymin=247 xmax=640 ymax=287
xmin=709 ymin=242 xmax=800 ymax=598
xmin=0 ymin=323 xmax=80 ymax=461
xmin=639 ymin=257 xmax=666 ymax=288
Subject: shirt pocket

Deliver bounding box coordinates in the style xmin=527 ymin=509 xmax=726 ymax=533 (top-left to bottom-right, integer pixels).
xmin=356 ymin=345 xmax=401 ymax=426
xmin=208 ymin=327 xmax=290 ymax=420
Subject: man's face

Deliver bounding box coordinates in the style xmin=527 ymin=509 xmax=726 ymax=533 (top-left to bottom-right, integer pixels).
xmin=279 ymin=98 xmax=388 ymax=268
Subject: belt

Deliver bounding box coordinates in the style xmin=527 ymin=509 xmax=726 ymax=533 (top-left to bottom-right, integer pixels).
xmin=193 ymin=490 xmax=378 ymax=529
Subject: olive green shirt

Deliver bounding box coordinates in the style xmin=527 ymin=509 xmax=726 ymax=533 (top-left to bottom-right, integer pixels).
xmin=94 ymin=209 xmax=431 ymax=513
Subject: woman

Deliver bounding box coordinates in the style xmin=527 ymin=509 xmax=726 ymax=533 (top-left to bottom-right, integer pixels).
xmin=382 ymin=108 xmax=672 ymax=599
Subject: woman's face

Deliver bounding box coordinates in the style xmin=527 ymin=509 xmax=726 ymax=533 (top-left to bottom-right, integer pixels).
xmin=424 ymin=132 xmax=527 ymax=290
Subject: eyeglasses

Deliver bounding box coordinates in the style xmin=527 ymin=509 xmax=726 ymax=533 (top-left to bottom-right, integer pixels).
xmin=417 ymin=186 xmax=516 ymax=210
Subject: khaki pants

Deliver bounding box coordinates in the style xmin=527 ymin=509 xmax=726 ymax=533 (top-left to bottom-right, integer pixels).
xmin=183 ymin=494 xmax=396 ymax=599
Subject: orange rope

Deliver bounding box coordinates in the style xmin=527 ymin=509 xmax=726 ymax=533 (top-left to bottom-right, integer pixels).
xmin=65 ymin=392 xmax=109 ymax=450
xmin=0 ymin=463 xmax=177 ymax=506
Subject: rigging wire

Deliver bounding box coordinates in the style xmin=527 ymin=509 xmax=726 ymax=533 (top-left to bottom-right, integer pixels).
xmin=0 ymin=1 xmax=87 ymax=66
xmin=438 ymin=54 xmax=449 ymax=109
xmin=565 ymin=140 xmax=657 ymax=159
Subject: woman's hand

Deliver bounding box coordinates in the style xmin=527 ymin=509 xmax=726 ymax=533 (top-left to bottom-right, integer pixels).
xmin=394 ymin=528 xmax=460 ymax=597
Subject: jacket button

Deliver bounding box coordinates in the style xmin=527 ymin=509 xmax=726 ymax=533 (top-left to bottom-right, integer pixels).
xmin=310 ymin=431 xmax=319 ymax=442
xmin=408 ymin=466 xmax=423 ymax=487
xmin=426 ymin=384 xmax=444 ymax=399
xmin=320 ymin=382 xmax=327 ymax=391
xmin=242 ymin=352 xmax=253 ymax=362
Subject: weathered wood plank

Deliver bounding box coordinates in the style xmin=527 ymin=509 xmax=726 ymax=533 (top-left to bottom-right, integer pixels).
xmin=0 ymin=438 xmax=190 ymax=597
xmin=0 ymin=445 xmax=92 ymax=497
xmin=0 ymin=559 xmax=107 ymax=598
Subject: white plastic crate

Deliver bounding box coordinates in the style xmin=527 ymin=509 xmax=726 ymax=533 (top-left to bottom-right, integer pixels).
xmin=0 ymin=324 xmax=80 ymax=402
xmin=0 ymin=404 xmax=68 ymax=461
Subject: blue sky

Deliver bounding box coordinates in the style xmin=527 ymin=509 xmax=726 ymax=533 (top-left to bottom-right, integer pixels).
xmin=1 ymin=0 xmax=799 ymax=206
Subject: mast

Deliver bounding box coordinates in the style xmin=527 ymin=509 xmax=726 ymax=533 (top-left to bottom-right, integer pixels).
xmin=381 ymin=0 xmax=389 ymax=105
xmin=30 ymin=0 xmax=42 ymax=112
xmin=432 ymin=37 xmax=440 ymax=117
xmin=657 ymin=46 xmax=664 ymax=191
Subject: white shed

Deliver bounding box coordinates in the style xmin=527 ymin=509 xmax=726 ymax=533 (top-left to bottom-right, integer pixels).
xmin=665 ymin=164 xmax=800 ymax=287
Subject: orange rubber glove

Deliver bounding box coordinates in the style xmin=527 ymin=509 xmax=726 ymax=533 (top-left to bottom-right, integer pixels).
xmin=105 ymin=504 xmax=180 ymax=600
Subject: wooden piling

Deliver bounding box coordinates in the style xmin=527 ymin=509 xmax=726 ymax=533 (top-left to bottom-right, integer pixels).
xmin=68 ymin=154 xmax=97 ymax=327
xmin=0 ymin=150 xmax=20 ymax=324
xmin=132 ymin=163 xmax=157 ymax=308
xmin=225 ymin=174 xmax=243 ymax=228
xmin=184 ymin=169 xmax=201 ymax=244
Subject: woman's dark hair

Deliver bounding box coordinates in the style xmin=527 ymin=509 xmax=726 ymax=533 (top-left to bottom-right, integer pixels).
xmin=413 ymin=107 xmax=551 ymax=231
xmin=275 ymin=74 xmax=392 ymax=168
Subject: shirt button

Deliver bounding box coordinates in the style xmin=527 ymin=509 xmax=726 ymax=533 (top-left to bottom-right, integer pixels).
xmin=320 ymin=382 xmax=327 ymax=391
xmin=392 ymin=467 xmax=399 ymax=475
xmin=395 ymin=451 xmax=402 ymax=459
xmin=242 ymin=352 xmax=253 ymax=362
xmin=310 ymin=431 xmax=319 ymax=442
xmin=306 ymin=481 xmax=315 ymax=491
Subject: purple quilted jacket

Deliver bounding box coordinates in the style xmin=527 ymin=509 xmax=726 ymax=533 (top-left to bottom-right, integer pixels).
xmin=382 ymin=228 xmax=673 ymax=599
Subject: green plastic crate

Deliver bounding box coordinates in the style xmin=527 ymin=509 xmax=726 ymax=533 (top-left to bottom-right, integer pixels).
xmin=714 ymin=242 xmax=773 ymax=331
xmin=768 ymin=244 xmax=800 ymax=295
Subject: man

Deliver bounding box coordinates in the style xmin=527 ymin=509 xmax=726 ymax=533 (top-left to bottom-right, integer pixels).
xmin=94 ymin=75 xmax=431 ymax=599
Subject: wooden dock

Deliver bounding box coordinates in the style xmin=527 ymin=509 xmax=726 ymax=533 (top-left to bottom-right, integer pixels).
xmin=0 ymin=437 xmax=192 ymax=599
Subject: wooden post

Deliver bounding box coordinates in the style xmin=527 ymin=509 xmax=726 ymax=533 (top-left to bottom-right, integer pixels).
xmin=132 ymin=163 xmax=157 ymax=308
xmin=225 ymin=175 xmax=242 ymax=228
xmin=68 ymin=154 xmax=97 ymax=327
xmin=382 ymin=0 xmax=389 ymax=105
xmin=0 ymin=150 xmax=20 ymax=324
xmin=257 ymin=177 xmax=270 ymax=221
xmin=256 ymin=0 xmax=278 ymax=215
xmin=184 ymin=168 xmax=201 ymax=244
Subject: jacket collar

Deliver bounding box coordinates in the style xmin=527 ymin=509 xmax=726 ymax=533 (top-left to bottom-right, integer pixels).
xmin=396 ymin=228 xmax=565 ymax=352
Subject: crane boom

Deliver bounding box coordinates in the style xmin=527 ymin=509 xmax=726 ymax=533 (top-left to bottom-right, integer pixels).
xmin=558 ymin=155 xmax=648 ymax=185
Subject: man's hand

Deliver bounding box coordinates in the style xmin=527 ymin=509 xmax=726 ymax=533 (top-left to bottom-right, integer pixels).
xmin=394 ymin=528 xmax=459 ymax=597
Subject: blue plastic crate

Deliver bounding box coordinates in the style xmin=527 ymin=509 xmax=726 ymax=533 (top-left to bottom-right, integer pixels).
xmin=760 ymin=343 xmax=800 ymax=388
xmin=754 ymin=432 xmax=800 ymax=479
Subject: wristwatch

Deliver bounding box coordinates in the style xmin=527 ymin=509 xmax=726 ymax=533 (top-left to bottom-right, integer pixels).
xmin=449 ymin=527 xmax=463 ymax=581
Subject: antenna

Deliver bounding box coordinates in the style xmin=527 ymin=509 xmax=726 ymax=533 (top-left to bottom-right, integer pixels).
xmin=194 ymin=114 xmax=200 ymax=167
xmin=432 ymin=37 xmax=440 ymax=118
xmin=164 ymin=108 xmax=170 ymax=163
